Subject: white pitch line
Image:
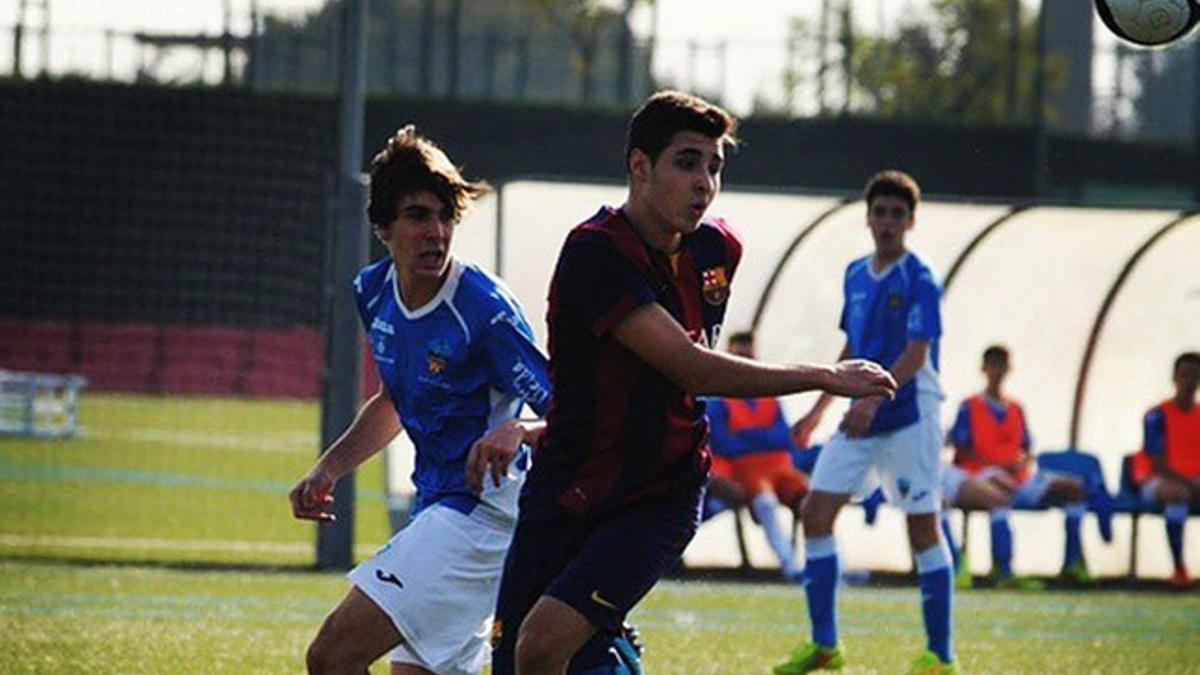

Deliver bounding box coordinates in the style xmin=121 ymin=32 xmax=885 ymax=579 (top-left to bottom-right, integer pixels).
xmin=0 ymin=534 xmax=378 ymax=557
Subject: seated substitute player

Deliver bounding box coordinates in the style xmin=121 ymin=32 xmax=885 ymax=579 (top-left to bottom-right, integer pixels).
xmin=1132 ymin=351 xmax=1200 ymax=590
xmin=469 ymin=91 xmax=897 ymax=675
xmin=782 ymin=171 xmax=955 ymax=675
xmin=941 ymin=345 xmax=1091 ymax=590
xmin=706 ymin=330 xmax=810 ymax=581
xmin=288 ymin=126 xmax=551 ymax=675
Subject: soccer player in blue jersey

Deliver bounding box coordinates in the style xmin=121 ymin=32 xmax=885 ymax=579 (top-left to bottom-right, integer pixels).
xmin=941 ymin=345 xmax=1091 ymax=590
xmin=707 ymin=331 xmax=811 ymax=581
xmin=780 ymin=171 xmax=956 ymax=675
xmin=289 ymin=126 xmax=551 ymax=675
xmin=479 ymin=91 xmax=897 ymax=675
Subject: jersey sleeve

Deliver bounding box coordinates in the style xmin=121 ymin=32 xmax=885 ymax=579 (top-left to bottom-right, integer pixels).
xmin=1017 ymin=403 xmax=1033 ymax=450
xmin=1143 ymin=406 xmax=1166 ymax=456
xmin=906 ymin=265 xmax=942 ymax=341
xmin=838 ymin=264 xmax=852 ymax=334
xmin=555 ymin=239 xmax=658 ymax=338
xmin=479 ymin=300 xmax=552 ymax=417
xmin=949 ymin=401 xmax=972 ymax=449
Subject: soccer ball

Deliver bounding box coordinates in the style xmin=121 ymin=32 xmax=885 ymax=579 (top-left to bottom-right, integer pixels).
xmin=1095 ymin=0 xmax=1200 ymax=46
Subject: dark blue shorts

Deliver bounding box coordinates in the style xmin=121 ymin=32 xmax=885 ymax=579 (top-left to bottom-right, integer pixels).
xmin=491 ymin=486 xmax=703 ymax=674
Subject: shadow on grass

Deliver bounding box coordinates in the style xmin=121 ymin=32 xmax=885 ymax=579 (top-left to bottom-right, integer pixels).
xmin=0 ymin=552 xmax=340 ymax=575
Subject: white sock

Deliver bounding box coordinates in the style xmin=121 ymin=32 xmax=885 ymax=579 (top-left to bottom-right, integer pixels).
xmin=751 ymin=492 xmax=797 ymax=573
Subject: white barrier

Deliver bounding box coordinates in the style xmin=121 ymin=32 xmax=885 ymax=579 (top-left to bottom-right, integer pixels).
xmin=383 ymin=180 xmax=1200 ymax=578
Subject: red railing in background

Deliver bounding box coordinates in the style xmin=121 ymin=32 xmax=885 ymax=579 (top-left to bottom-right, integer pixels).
xmin=0 ymin=318 xmax=381 ymax=399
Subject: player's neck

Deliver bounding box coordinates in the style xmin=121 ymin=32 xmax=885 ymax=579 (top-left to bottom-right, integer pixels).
xmin=621 ymin=201 xmax=682 ymax=253
xmin=396 ymin=267 xmax=449 ymax=310
xmin=871 ymin=248 xmax=906 ymax=272
xmin=1173 ymin=393 xmax=1195 ymax=412
xmin=984 ymin=386 xmax=1003 ymax=401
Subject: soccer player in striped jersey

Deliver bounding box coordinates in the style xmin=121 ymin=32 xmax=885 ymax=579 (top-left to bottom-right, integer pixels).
xmin=289 ymin=126 xmax=550 ymax=675
xmin=478 ymin=91 xmax=897 ymax=675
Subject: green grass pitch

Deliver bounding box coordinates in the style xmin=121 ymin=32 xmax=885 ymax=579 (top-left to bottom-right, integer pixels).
xmin=2 ymin=395 xmax=1198 ymax=673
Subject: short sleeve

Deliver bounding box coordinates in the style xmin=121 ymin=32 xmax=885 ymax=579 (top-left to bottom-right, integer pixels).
xmin=1017 ymin=404 xmax=1033 ymax=450
xmin=1143 ymin=407 xmax=1166 ymax=456
xmin=949 ymin=402 xmax=972 ymax=449
xmin=907 ymin=266 xmax=942 ymax=341
xmin=479 ymin=301 xmax=552 ymax=416
xmin=554 ymin=239 xmax=658 ymax=337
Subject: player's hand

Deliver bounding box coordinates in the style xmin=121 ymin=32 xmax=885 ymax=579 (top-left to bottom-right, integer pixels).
xmin=840 ymin=396 xmax=884 ymax=438
xmin=791 ymin=411 xmax=822 ymax=448
xmin=466 ymin=420 xmax=524 ymax=492
xmin=824 ymin=360 xmax=897 ymax=400
xmin=289 ymin=465 xmax=337 ymax=522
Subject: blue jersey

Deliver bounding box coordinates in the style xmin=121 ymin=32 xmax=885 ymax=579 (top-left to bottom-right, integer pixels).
xmin=839 ymin=252 xmax=943 ymax=435
xmin=354 ymin=256 xmax=551 ymax=522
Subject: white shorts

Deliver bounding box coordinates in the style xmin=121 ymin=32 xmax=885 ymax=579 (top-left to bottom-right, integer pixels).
xmin=941 ymin=465 xmax=1061 ymax=508
xmin=348 ymin=502 xmax=514 ymax=675
xmin=811 ymin=408 xmax=943 ymax=515
xmin=1141 ymin=476 xmax=1200 ymax=504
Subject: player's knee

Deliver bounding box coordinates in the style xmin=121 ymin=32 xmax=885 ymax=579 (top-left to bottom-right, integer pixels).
xmin=305 ymin=635 xmax=335 ymax=674
xmin=800 ymin=496 xmax=834 ymax=534
xmin=306 ymin=616 xmax=363 ymax=674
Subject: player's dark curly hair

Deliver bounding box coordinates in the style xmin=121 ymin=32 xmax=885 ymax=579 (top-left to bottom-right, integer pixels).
xmin=864 ymin=170 xmax=921 ymax=214
xmin=625 ymin=90 xmax=739 ymax=170
xmin=982 ymin=345 xmax=1010 ymax=367
xmin=1175 ymin=351 xmax=1200 ymax=374
xmin=367 ymin=125 xmax=490 ymax=228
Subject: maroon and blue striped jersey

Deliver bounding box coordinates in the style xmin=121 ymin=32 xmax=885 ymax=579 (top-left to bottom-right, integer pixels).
xmin=524 ymin=206 xmax=743 ymax=519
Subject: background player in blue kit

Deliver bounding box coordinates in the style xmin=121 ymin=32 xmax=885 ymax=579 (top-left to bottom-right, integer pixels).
xmin=783 ymin=171 xmax=955 ymax=674
xmin=289 ymin=126 xmax=551 ymax=675
xmin=476 ymin=91 xmax=897 ymax=675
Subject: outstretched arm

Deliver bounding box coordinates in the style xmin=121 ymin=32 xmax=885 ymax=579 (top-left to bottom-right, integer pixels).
xmin=289 ymin=385 xmax=402 ymax=522
xmin=792 ymin=342 xmax=852 ymax=447
xmin=611 ymin=304 xmax=896 ymax=399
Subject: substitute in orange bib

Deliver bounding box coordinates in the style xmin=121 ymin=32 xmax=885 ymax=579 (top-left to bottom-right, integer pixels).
xmin=707 ymin=331 xmax=810 ymax=581
xmin=1133 ymin=351 xmax=1200 ymax=590
xmin=942 ymin=345 xmax=1091 ymax=588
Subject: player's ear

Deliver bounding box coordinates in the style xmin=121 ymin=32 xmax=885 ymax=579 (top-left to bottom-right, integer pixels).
xmin=628 ymin=148 xmax=650 ymax=185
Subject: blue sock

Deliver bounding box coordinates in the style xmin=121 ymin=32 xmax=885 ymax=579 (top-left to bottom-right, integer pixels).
xmin=916 ymin=542 xmax=955 ymax=663
xmin=989 ymin=508 xmax=1013 ymax=578
xmin=803 ymin=536 xmax=839 ymax=647
xmin=1165 ymin=503 xmax=1188 ymax=568
xmin=1063 ymin=503 xmax=1085 ymax=568
xmin=940 ymin=511 xmax=961 ymax=571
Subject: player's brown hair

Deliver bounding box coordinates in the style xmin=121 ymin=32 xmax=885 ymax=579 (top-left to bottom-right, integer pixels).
xmin=1174 ymin=351 xmax=1200 ymax=374
xmin=367 ymin=125 xmax=490 ymax=228
xmin=864 ymin=170 xmax=921 ymax=214
xmin=625 ymin=90 xmax=739 ymax=171
xmin=982 ymin=345 xmax=1010 ymax=367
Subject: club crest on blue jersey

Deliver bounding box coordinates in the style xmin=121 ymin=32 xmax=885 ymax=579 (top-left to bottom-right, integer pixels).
xmin=427 ymin=339 xmax=451 ymax=375
xmin=887 ymin=290 xmax=903 ymax=309
xmin=702 ymin=266 xmax=730 ymax=306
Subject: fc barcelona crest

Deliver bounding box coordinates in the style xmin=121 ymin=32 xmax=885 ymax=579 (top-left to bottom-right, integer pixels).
xmin=701 ymin=266 xmax=730 ymax=306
